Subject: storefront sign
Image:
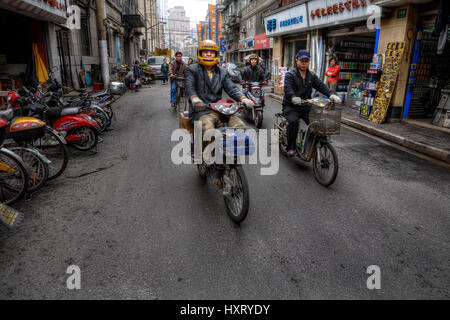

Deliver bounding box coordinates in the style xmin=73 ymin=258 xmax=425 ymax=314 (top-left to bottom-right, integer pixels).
xmin=264 ymin=4 xmax=308 ymax=37
xmin=308 ymin=0 xmax=377 ymax=27
xmin=254 ymin=33 xmax=273 ymax=50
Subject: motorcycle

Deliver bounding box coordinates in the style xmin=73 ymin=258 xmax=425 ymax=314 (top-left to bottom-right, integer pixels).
xmin=241 ymin=82 xmax=265 ymax=129
xmin=275 ymin=97 xmax=341 ymax=187
xmin=179 ymin=100 xmax=254 ymax=224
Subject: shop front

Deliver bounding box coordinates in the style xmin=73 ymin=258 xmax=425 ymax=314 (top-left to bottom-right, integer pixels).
xmin=0 ymin=0 xmax=67 ymax=103
xmin=402 ymin=0 xmax=450 ymax=129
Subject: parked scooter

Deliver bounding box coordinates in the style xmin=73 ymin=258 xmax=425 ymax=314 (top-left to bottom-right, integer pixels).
xmin=275 ymin=97 xmax=342 ymax=187
xmin=241 ymin=82 xmax=265 ymax=129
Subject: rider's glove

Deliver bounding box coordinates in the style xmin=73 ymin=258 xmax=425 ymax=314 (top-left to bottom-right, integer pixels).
xmin=191 ymin=96 xmax=203 ymax=108
xmin=292 ymin=97 xmax=303 ymax=105
xmin=241 ymin=98 xmax=255 ymax=109
xmin=329 ymin=94 xmax=342 ymax=103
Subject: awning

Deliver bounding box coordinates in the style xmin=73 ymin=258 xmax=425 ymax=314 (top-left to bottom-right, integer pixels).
xmin=0 ymin=0 xmax=67 ymax=24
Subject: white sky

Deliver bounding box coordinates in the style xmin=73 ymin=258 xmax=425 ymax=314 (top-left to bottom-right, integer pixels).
xmin=167 ymin=0 xmax=216 ymax=28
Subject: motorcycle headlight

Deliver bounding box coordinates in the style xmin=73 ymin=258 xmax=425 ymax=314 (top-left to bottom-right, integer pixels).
xmin=217 ymin=104 xmax=238 ymax=115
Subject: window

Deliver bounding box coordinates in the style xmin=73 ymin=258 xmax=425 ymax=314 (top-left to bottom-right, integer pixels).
xmin=80 ymin=13 xmax=90 ymax=56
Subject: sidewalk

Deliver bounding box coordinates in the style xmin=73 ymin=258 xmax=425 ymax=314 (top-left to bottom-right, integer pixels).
xmin=267 ymin=93 xmax=450 ymax=164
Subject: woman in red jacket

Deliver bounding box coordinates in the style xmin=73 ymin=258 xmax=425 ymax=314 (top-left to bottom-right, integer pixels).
xmin=325 ymin=56 xmax=340 ymax=93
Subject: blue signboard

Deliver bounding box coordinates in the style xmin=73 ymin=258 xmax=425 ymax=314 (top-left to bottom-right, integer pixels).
xmin=280 ymin=16 xmax=303 ymax=28
xmin=266 ymin=19 xmax=276 ymax=32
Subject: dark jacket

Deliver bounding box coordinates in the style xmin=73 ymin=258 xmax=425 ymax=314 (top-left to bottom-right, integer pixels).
xmin=240 ymin=65 xmax=265 ymax=83
xmin=169 ymin=60 xmax=187 ymax=82
xmin=185 ymin=63 xmax=244 ymax=123
xmin=161 ymin=62 xmax=169 ymax=74
xmin=133 ymin=65 xmax=140 ymax=79
xmin=282 ymin=68 xmax=332 ymax=113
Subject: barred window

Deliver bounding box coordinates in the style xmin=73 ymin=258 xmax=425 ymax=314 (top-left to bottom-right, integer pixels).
xmin=80 ymin=13 xmax=90 ymax=56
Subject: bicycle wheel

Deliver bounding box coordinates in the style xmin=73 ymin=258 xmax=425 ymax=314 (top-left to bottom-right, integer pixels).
xmin=9 ymin=147 xmax=49 ymax=192
xmin=179 ymin=88 xmax=187 ymax=111
xmin=29 ymin=127 xmax=69 ymax=180
xmin=223 ymin=166 xmax=249 ymax=224
xmin=0 ymin=148 xmax=28 ymax=205
xmin=312 ymin=142 xmax=339 ymax=187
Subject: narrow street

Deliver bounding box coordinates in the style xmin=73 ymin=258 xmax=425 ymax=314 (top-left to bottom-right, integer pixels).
xmin=0 ymin=82 xmax=449 ymax=299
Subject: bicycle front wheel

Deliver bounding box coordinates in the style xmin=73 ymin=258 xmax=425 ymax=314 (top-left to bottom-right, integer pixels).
xmin=0 ymin=148 xmax=28 ymax=205
xmin=9 ymin=147 xmax=49 ymax=192
xmin=30 ymin=127 xmax=69 ymax=180
xmin=312 ymin=142 xmax=339 ymax=187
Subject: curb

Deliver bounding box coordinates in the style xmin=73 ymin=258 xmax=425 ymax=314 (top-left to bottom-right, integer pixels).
xmin=267 ymin=93 xmax=450 ymax=164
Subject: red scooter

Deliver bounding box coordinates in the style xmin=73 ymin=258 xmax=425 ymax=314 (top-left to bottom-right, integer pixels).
xmin=241 ymin=82 xmax=265 ymax=129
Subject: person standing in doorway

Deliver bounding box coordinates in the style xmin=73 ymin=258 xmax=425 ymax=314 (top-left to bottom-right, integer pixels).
xmin=325 ymin=56 xmax=340 ymax=93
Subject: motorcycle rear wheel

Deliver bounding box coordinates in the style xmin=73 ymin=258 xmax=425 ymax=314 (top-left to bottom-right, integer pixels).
xmin=197 ymin=164 xmax=207 ymax=179
xmin=312 ymin=142 xmax=339 ymax=187
xmin=223 ymin=166 xmax=249 ymax=224
xmin=70 ymin=127 xmax=98 ymax=151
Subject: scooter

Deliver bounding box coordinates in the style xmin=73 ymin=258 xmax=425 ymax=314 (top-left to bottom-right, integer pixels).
xmin=275 ymin=97 xmax=341 ymax=187
xmin=179 ymin=99 xmax=255 ymax=224
xmin=241 ymin=82 xmax=265 ymax=129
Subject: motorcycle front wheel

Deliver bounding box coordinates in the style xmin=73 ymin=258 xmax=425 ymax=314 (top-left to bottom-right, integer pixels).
xmin=223 ymin=166 xmax=249 ymax=224
xmin=254 ymin=110 xmax=263 ymax=129
xmin=312 ymin=142 xmax=339 ymax=187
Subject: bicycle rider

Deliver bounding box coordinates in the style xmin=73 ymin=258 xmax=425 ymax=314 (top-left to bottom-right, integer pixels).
xmin=169 ymin=52 xmax=187 ymax=109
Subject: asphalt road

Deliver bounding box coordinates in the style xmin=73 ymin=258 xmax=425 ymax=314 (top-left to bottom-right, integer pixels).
xmin=0 ymin=82 xmax=449 ymax=299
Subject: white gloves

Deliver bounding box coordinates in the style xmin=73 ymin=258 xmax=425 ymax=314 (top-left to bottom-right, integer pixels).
xmin=329 ymin=94 xmax=342 ymax=103
xmin=292 ymin=97 xmax=303 ymax=105
xmin=191 ymin=96 xmax=203 ymax=107
xmin=241 ymin=98 xmax=255 ymax=109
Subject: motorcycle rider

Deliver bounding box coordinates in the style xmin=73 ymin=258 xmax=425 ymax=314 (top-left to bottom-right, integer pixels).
xmin=283 ymin=49 xmax=342 ymax=158
xmin=185 ymin=40 xmax=255 ymax=195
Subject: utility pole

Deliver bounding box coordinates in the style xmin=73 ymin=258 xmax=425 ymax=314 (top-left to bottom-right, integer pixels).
xmin=95 ymin=0 xmax=110 ymax=89
xmin=144 ymin=0 xmax=148 ymax=57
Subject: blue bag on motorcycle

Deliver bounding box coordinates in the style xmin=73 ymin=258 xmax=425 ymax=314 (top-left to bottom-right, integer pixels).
xmin=221 ymin=133 xmax=255 ymax=156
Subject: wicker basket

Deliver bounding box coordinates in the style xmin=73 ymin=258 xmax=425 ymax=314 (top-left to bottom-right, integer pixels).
xmin=308 ymin=105 xmax=342 ymax=135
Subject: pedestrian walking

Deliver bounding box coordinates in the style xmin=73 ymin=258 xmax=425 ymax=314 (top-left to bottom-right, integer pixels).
xmin=133 ymin=60 xmax=141 ymax=92
xmin=161 ymin=58 xmax=169 ymax=84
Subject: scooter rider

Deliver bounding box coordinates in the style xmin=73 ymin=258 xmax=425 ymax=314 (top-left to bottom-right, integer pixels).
xmin=240 ymin=54 xmax=266 ymax=84
xmin=282 ymin=49 xmax=342 ymax=158
xmin=185 ymin=40 xmax=255 ymax=195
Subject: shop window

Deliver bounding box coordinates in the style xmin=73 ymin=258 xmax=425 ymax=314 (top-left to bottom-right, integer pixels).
xmin=80 ymin=13 xmax=90 ymax=56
